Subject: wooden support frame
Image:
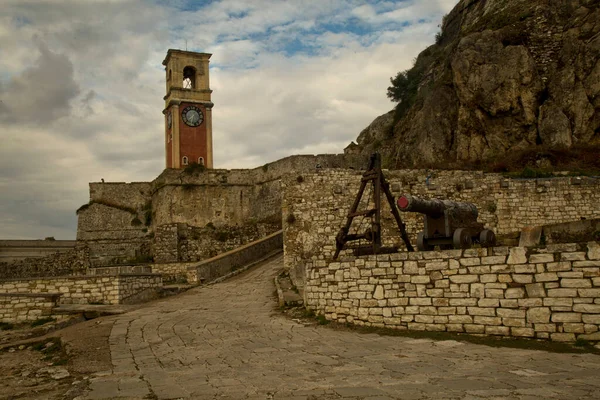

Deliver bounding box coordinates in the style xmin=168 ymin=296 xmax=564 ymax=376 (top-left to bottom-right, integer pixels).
xmin=333 ymin=153 xmax=414 ymax=260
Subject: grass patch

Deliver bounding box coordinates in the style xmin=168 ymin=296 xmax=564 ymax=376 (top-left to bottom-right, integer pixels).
xmin=30 ymin=317 xmax=55 ymax=327
xmin=286 ymin=307 xmax=598 ymax=355
xmin=574 ymin=338 xmax=594 ymax=349
xmin=325 ymin=322 xmax=600 ymax=355
xmin=52 ymin=357 xmax=69 ymax=366
xmin=183 ymin=162 xmax=206 ymax=174
xmin=0 ymin=322 xmax=14 ymax=331
xmin=214 ymin=230 xmax=230 ymax=242
xmin=29 ymin=337 xmax=69 ymax=365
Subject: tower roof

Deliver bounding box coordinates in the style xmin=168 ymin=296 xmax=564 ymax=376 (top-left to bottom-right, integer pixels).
xmin=162 ymin=49 xmax=212 ymax=66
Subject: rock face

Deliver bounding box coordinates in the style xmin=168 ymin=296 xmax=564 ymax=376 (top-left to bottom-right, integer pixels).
xmin=347 ymin=0 xmax=600 ymax=168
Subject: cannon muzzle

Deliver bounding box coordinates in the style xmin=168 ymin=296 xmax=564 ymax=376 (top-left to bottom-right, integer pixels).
xmin=397 ymin=194 xmax=479 ymax=220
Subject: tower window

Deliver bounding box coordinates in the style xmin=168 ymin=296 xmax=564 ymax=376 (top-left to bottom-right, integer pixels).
xmin=198 ymin=157 xmax=204 ymax=166
xmin=182 ymin=156 xmax=189 ymax=165
xmin=168 ymin=69 xmax=172 ymax=82
xmin=183 ymin=66 xmax=196 ymax=89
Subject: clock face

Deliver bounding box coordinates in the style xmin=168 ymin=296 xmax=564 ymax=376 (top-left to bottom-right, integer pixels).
xmin=167 ymin=111 xmax=172 ymax=129
xmin=182 ymin=105 xmax=204 ymax=127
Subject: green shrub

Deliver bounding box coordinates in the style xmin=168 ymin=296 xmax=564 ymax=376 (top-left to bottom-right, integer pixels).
xmin=131 ymin=217 xmax=142 ymax=226
xmin=286 ymin=213 xmax=296 ymax=224
xmin=215 ymin=230 xmax=230 ymax=242
xmin=183 ymin=162 xmax=206 ymax=174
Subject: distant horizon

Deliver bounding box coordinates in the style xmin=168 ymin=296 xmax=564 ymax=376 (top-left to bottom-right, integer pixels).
xmin=0 ymin=0 xmax=457 ymax=240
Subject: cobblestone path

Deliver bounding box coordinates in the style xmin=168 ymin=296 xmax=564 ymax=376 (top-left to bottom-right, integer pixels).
xmin=81 ymin=254 xmax=600 ymax=399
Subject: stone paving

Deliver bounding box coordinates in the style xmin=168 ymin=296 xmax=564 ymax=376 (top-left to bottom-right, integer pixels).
xmin=81 ymin=254 xmax=600 ymax=399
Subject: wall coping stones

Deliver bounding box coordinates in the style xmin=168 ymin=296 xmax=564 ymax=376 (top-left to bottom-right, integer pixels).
xmin=0 ymin=273 xmax=162 ymax=283
xmin=0 ymin=292 xmax=62 ymax=298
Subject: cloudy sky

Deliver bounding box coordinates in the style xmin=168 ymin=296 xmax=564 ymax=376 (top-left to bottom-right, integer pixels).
xmin=0 ymin=0 xmax=457 ymax=240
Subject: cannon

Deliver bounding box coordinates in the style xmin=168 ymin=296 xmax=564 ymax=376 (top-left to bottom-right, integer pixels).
xmin=397 ymin=195 xmax=496 ymax=251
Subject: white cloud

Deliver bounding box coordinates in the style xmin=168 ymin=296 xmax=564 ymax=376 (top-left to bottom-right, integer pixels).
xmin=0 ymin=0 xmax=458 ymax=239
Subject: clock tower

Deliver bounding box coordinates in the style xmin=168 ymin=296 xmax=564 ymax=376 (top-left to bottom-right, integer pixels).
xmin=162 ymin=49 xmax=213 ymax=169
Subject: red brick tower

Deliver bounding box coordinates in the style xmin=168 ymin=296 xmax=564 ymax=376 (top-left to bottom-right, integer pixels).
xmin=163 ymin=49 xmax=213 ymax=169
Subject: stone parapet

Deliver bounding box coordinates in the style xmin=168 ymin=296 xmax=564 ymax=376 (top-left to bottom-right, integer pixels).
xmin=0 ymin=293 xmax=61 ymax=323
xmin=188 ymin=230 xmax=283 ymax=284
xmin=305 ymin=242 xmax=600 ymax=342
xmin=0 ymin=274 xmax=162 ymax=306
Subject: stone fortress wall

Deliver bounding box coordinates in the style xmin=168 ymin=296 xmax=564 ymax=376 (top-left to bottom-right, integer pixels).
xmin=0 ymin=239 xmax=77 ymax=264
xmin=304 ymin=242 xmax=600 ymax=342
xmin=0 ymin=246 xmax=89 ymax=280
xmin=282 ymin=169 xmax=600 ymax=289
xmin=76 ymin=154 xmax=365 ymax=269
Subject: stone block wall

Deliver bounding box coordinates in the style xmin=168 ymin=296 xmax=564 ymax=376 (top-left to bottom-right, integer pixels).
xmin=0 ymin=274 xmax=162 ymax=305
xmin=0 ymin=293 xmax=60 ymax=323
xmin=304 ymin=242 xmax=600 ymax=342
xmin=283 ymin=169 xmax=600 ymax=288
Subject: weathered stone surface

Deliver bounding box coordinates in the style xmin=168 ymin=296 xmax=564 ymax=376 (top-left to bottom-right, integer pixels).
xmin=573 ymin=304 xmax=600 ymax=314
xmin=527 ymin=307 xmax=551 ymax=324
xmin=588 ymin=242 xmax=600 ymax=260
xmin=349 ymin=1 xmax=600 ymax=167
xmin=525 ymin=283 xmax=546 ymax=298
xmin=560 ymin=279 xmax=592 ymax=288
xmin=373 ymin=285 xmax=385 ymax=300
xmin=507 ymin=247 xmax=527 ymax=265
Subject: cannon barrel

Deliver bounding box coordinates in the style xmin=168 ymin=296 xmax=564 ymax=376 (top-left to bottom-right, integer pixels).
xmin=397 ymin=195 xmax=479 ymax=219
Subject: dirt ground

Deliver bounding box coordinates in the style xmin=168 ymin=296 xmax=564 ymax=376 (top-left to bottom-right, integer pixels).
xmin=0 ymin=316 xmax=114 ymax=400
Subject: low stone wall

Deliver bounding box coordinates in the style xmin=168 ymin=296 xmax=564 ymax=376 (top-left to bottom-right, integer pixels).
xmin=188 ymin=230 xmax=283 ymax=284
xmin=0 ymin=274 xmax=162 ymax=305
xmin=0 ymin=293 xmax=60 ymax=323
xmin=153 ymin=221 xmax=280 ymax=264
xmin=88 ymin=265 xmax=152 ymax=275
xmin=305 ymin=242 xmax=600 ymax=342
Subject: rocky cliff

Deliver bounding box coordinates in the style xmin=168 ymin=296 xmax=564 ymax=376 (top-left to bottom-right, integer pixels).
xmin=347 ymin=0 xmax=600 ymax=169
